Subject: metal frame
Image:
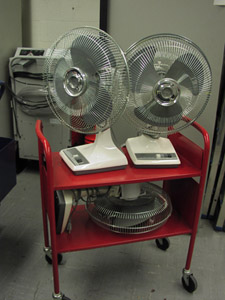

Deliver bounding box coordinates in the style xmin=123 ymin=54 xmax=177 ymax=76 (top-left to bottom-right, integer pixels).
xmin=36 ymin=119 xmax=210 ymax=298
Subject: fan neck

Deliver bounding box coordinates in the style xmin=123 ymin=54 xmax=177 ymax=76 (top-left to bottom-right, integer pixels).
xmin=141 ymin=132 xmax=160 ymax=140
xmin=94 ymin=129 xmax=118 ymax=148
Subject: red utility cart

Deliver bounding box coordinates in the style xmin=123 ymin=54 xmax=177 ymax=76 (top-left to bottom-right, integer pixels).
xmin=36 ymin=119 xmax=210 ymax=300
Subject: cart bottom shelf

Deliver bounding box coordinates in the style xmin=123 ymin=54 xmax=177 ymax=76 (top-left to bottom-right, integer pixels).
xmin=56 ymin=205 xmax=192 ymax=253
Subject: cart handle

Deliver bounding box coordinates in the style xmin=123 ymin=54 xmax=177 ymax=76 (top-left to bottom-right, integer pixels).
xmin=184 ymin=116 xmax=210 ymax=161
xmin=169 ymin=116 xmax=210 ymax=155
xmin=35 ymin=120 xmax=53 ymax=173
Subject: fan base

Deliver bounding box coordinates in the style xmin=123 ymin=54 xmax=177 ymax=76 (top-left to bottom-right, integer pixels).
xmin=60 ymin=143 xmax=128 ymax=175
xmin=126 ymin=134 xmax=180 ymax=167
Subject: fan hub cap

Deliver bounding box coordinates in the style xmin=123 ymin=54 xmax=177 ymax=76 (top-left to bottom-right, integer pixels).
xmin=63 ymin=67 xmax=87 ymax=97
xmin=153 ymin=78 xmax=180 ymax=106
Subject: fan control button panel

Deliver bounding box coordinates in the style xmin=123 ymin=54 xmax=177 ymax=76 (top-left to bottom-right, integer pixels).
xmin=135 ymin=153 xmax=177 ymax=160
xmin=62 ymin=148 xmax=89 ymax=165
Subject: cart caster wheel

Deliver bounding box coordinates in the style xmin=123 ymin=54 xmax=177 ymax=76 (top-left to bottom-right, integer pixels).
xmin=62 ymin=296 xmax=71 ymax=300
xmin=182 ymin=274 xmax=198 ymax=293
xmin=155 ymin=238 xmax=170 ymax=250
xmin=52 ymin=292 xmax=71 ymax=300
xmin=45 ymin=253 xmax=63 ymax=265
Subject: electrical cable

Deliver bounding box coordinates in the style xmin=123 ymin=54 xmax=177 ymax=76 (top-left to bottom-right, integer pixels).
xmin=65 ymin=186 xmax=112 ymax=233
xmin=13 ymin=71 xmax=43 ymax=80
xmin=7 ymin=73 xmax=49 ymax=137
xmin=11 ymin=100 xmax=21 ymax=138
xmin=9 ymin=75 xmax=46 ymax=87
xmin=65 ymin=197 xmax=79 ymax=233
xmin=6 ymin=80 xmax=49 ymax=110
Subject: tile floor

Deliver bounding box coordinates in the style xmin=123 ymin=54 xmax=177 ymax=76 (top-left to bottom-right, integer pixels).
xmin=0 ymin=162 xmax=225 ymax=300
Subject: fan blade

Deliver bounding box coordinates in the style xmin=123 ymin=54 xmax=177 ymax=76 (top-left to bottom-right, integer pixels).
xmin=166 ymin=60 xmax=194 ymax=91
xmin=166 ymin=53 xmax=202 ymax=96
xmin=128 ymin=46 xmax=160 ymax=93
xmin=70 ymin=87 xmax=112 ymax=130
xmin=177 ymin=85 xmax=194 ymax=115
xmin=82 ymin=87 xmax=112 ymax=127
xmin=134 ymin=101 xmax=183 ymax=127
xmin=54 ymin=58 xmax=74 ymax=107
xmin=136 ymin=64 xmax=160 ymax=93
xmin=69 ymin=35 xmax=115 ymax=126
xmin=70 ymin=48 xmax=97 ymax=76
xmin=70 ymin=35 xmax=111 ymax=74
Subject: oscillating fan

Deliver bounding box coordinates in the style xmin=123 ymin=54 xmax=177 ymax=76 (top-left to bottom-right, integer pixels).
xmin=124 ymin=34 xmax=212 ymax=167
xmin=44 ymin=27 xmax=129 ymax=174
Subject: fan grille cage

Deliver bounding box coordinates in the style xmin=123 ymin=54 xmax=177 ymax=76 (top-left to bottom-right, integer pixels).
xmin=125 ymin=34 xmax=212 ymax=135
xmin=86 ymin=182 xmax=172 ymax=234
xmin=44 ymin=27 xmax=129 ymax=134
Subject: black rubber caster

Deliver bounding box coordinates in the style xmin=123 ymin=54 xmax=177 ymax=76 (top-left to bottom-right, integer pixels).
xmin=182 ymin=274 xmax=198 ymax=293
xmin=45 ymin=253 xmax=63 ymax=265
xmin=52 ymin=292 xmax=71 ymax=300
xmin=155 ymin=238 xmax=170 ymax=250
xmin=62 ymin=295 xmax=71 ymax=300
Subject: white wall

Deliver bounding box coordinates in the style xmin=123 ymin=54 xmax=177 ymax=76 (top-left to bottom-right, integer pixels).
xmin=108 ymin=0 xmax=225 ymax=147
xmin=22 ymin=0 xmax=100 ymax=48
xmin=0 ymin=0 xmax=100 ymax=137
xmin=0 ymin=0 xmax=22 ymax=138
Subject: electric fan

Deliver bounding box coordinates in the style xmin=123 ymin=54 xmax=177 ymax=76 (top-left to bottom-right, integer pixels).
xmin=86 ymin=182 xmax=172 ymax=234
xmin=44 ymin=27 xmax=129 ymax=174
xmin=124 ymin=34 xmax=212 ymax=167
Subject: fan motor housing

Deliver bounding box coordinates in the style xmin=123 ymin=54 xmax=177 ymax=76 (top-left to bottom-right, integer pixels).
xmin=63 ymin=67 xmax=87 ymax=97
xmin=153 ymin=78 xmax=180 ymax=106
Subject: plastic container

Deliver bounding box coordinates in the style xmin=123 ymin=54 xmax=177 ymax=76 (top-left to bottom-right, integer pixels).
xmin=0 ymin=80 xmax=5 ymax=99
xmin=0 ymin=138 xmax=16 ymax=202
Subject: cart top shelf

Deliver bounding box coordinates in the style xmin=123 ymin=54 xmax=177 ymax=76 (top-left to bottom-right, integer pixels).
xmin=51 ymin=150 xmax=200 ymax=190
xmin=36 ymin=120 xmax=210 ymax=190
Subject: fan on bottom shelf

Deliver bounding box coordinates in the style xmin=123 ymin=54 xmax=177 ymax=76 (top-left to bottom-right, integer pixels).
xmin=86 ymin=182 xmax=172 ymax=234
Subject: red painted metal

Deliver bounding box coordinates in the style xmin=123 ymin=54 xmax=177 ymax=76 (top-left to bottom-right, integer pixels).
xmin=56 ymin=205 xmax=191 ymax=253
xmin=36 ymin=120 xmax=60 ymax=294
xmin=51 ymin=148 xmax=201 ymax=190
xmin=183 ymin=122 xmax=210 ymax=270
xmin=35 ymin=119 xmax=210 ymax=295
xmin=36 ymin=120 xmax=50 ymax=248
